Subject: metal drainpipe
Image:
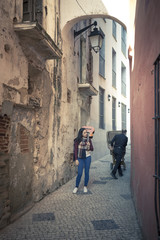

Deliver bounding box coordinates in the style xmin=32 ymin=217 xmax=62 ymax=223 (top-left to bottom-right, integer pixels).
xmin=153 ymin=55 xmax=160 ymax=238
xmin=157 ymin=57 xmax=160 ymax=238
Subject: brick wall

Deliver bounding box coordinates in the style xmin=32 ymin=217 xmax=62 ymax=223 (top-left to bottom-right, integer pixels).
xmin=0 ymin=116 xmax=10 ymax=228
xmin=0 ymin=154 xmax=10 ymax=229
xmin=0 ymin=115 xmax=10 ymax=153
xmin=19 ymin=124 xmax=29 ymax=153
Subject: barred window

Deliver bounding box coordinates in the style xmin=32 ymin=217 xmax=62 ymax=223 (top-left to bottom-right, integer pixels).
xmin=112 ymin=97 xmax=116 ymax=130
xmin=99 ymin=34 xmax=105 ymax=78
xmin=99 ymin=87 xmax=105 ymax=129
xmin=80 ymin=37 xmax=86 ymax=83
xmin=112 ymin=48 xmax=116 ymax=88
xmin=121 ymin=103 xmax=127 ymax=130
xmin=121 ymin=26 xmax=126 ymax=56
xmin=23 ymin=0 xmax=42 ymax=24
xmin=121 ymin=62 xmax=126 ymax=97
xmin=112 ymin=20 xmax=117 ymax=40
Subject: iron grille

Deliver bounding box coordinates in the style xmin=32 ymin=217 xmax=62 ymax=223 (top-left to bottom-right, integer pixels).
xmin=153 ymin=54 xmax=160 ymax=237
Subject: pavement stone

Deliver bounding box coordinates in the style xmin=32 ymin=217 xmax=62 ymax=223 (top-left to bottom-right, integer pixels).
xmin=0 ymin=146 xmax=143 ymax=240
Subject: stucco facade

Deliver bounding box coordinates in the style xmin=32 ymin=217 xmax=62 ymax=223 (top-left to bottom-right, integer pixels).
xmin=129 ymin=0 xmax=160 ymax=239
xmin=0 ymin=0 xmax=68 ymax=228
xmin=90 ymin=18 xmax=130 ymax=160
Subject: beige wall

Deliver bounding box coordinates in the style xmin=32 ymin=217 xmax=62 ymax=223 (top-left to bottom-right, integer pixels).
xmin=90 ymin=18 xmax=130 ymax=160
xmin=61 ymin=0 xmax=129 ymax=30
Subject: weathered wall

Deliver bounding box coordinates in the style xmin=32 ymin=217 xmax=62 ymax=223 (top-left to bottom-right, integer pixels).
xmin=0 ymin=0 xmax=76 ymax=228
xmin=0 ymin=115 xmax=10 ymax=228
xmin=61 ymin=19 xmax=92 ymax=153
xmin=130 ymin=0 xmax=160 ymax=239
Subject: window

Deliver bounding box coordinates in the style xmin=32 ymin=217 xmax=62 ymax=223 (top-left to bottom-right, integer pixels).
xmin=112 ymin=97 xmax=116 ymax=130
xmin=23 ymin=0 xmax=34 ymax=21
xmin=80 ymin=37 xmax=86 ymax=83
xmin=121 ymin=62 xmax=126 ymax=96
xmin=112 ymin=20 xmax=117 ymax=40
xmin=23 ymin=0 xmax=42 ymax=24
xmin=121 ymin=103 xmax=127 ymax=130
xmin=99 ymin=87 xmax=105 ymax=129
xmin=121 ymin=26 xmax=126 ymax=56
xmin=99 ymin=34 xmax=105 ymax=78
xmin=112 ymin=48 xmax=116 ymax=88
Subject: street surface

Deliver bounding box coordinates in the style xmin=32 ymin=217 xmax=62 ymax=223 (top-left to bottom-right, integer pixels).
xmin=0 ymin=146 xmax=143 ymax=240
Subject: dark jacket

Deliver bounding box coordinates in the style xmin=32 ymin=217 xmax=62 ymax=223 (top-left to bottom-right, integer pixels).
xmin=111 ymin=133 xmax=128 ymax=153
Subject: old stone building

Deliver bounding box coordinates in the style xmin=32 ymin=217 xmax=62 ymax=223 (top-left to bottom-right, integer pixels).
xmin=0 ymin=0 xmax=73 ymax=228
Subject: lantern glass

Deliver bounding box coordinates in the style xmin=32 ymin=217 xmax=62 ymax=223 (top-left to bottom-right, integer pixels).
xmin=89 ymin=27 xmax=104 ymax=53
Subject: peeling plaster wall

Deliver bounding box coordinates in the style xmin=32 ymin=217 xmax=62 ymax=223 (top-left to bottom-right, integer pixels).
xmin=0 ymin=0 xmax=76 ymax=228
xmin=0 ymin=2 xmax=28 ymax=104
xmin=9 ymin=108 xmax=35 ymax=215
xmin=61 ymin=18 xmax=93 ymax=163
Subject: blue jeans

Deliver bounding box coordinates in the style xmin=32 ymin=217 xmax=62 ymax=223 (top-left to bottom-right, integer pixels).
xmin=76 ymin=156 xmax=91 ymax=187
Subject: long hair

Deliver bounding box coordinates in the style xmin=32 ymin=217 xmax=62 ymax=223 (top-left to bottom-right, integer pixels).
xmin=75 ymin=128 xmax=85 ymax=144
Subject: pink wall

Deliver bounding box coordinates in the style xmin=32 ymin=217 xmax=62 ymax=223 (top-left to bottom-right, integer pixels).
xmin=130 ymin=0 xmax=160 ymax=239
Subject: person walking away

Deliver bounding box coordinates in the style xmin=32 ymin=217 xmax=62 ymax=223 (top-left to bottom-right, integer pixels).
xmin=110 ymin=129 xmax=128 ymax=179
xmin=73 ymin=128 xmax=94 ymax=193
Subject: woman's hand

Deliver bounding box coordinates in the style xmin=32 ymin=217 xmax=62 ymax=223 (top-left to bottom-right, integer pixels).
xmin=75 ymin=159 xmax=79 ymax=166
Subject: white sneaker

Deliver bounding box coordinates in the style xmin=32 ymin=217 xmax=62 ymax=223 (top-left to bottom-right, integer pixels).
xmin=84 ymin=186 xmax=88 ymax=193
xmin=73 ymin=187 xmax=78 ymax=194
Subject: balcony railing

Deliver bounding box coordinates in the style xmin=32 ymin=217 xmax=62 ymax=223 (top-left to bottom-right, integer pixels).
xmin=78 ymin=83 xmax=98 ymax=97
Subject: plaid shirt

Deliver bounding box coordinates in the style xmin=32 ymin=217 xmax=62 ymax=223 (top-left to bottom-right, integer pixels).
xmin=74 ymin=138 xmax=94 ymax=160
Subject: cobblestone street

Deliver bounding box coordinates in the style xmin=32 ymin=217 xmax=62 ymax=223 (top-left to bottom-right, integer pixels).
xmin=0 ymin=147 xmax=143 ymax=240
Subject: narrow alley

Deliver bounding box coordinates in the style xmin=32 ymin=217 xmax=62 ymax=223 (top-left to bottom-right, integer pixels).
xmin=0 ymin=147 xmax=143 ymax=240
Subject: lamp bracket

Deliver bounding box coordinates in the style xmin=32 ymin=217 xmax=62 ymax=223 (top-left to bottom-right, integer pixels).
xmin=74 ymin=21 xmax=97 ymax=38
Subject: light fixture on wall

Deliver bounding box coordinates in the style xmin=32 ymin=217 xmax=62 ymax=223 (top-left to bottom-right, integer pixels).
xmin=108 ymin=94 xmax=111 ymax=101
xmin=74 ymin=21 xmax=104 ymax=53
xmin=128 ymin=108 xmax=130 ymax=113
xmin=118 ymin=102 xmax=121 ymax=107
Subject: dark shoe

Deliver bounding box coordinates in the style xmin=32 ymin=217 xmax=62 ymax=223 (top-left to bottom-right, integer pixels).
xmin=110 ymin=172 xmax=118 ymax=179
xmin=119 ymin=173 xmax=123 ymax=177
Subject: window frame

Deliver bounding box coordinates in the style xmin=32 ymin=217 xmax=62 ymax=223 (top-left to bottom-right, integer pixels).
xmin=121 ymin=62 xmax=126 ymax=97
xmin=99 ymin=32 xmax=105 ymax=78
xmin=112 ymin=48 xmax=116 ymax=88
xmin=121 ymin=26 xmax=127 ymax=57
xmin=112 ymin=20 xmax=117 ymax=40
xmin=99 ymin=87 xmax=105 ymax=129
xmin=112 ymin=97 xmax=116 ymax=130
xmin=121 ymin=103 xmax=127 ymax=130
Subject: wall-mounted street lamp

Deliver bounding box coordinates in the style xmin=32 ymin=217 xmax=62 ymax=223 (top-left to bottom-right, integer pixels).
xmin=108 ymin=94 xmax=111 ymax=101
xmin=118 ymin=102 xmax=121 ymax=107
xmin=74 ymin=21 xmax=104 ymax=53
xmin=128 ymin=108 xmax=130 ymax=113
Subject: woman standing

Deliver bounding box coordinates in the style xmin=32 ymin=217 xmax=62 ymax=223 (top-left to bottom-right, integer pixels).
xmin=73 ymin=128 xmax=94 ymax=193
